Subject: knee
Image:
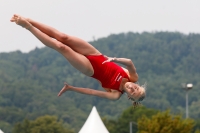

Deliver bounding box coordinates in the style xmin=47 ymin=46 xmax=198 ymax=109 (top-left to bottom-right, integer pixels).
xmin=57 ymin=33 xmax=71 ymax=42
xmin=56 ymin=43 xmax=68 ymax=52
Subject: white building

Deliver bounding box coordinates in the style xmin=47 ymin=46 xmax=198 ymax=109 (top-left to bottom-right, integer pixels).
xmin=0 ymin=129 xmax=4 ymax=133
xmin=79 ymin=106 xmax=109 ymax=133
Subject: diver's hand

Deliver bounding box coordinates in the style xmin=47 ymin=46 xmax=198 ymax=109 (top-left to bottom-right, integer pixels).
xmin=102 ymin=56 xmax=116 ymax=64
xmin=57 ymin=82 xmax=71 ymax=96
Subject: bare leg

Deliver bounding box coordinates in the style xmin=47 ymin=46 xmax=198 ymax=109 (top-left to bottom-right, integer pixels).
xmin=27 ymin=18 xmax=101 ymax=55
xmin=10 ymin=14 xmax=94 ymax=76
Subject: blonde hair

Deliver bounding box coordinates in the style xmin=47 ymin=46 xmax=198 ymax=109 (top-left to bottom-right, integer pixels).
xmin=127 ymin=82 xmax=147 ymax=108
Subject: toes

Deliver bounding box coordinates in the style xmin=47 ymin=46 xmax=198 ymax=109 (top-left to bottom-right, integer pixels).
xmin=12 ymin=14 xmax=19 ymax=18
xmin=10 ymin=15 xmax=18 ymax=22
xmin=10 ymin=17 xmax=17 ymax=22
xmin=64 ymin=82 xmax=69 ymax=85
xmin=16 ymin=17 xmax=21 ymax=24
xmin=10 ymin=18 xmax=15 ymax=22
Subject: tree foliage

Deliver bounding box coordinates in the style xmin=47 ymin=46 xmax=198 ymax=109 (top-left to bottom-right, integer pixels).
xmin=104 ymin=106 xmax=158 ymax=133
xmin=13 ymin=115 xmax=74 ymax=133
xmin=137 ymin=110 xmax=194 ymax=133
xmin=0 ymin=32 xmax=200 ymax=132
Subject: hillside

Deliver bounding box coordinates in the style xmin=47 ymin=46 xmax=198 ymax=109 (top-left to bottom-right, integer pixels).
xmin=0 ymin=32 xmax=200 ymax=132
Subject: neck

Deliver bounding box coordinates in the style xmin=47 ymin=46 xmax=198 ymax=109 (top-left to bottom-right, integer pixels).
xmin=120 ymin=78 xmax=128 ymax=92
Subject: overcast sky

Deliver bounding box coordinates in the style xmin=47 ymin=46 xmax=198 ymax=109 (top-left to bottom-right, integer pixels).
xmin=1 ymin=0 xmax=200 ymax=53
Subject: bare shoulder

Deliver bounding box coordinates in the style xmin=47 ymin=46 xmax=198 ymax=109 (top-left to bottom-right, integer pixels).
xmin=121 ymin=67 xmax=138 ymax=82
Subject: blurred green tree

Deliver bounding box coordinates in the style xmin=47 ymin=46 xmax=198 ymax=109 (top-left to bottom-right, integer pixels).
xmin=137 ymin=110 xmax=194 ymax=133
xmin=13 ymin=115 xmax=74 ymax=133
xmin=104 ymin=106 xmax=158 ymax=133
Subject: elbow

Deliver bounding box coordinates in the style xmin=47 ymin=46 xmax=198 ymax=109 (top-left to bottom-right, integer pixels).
xmin=112 ymin=97 xmax=120 ymax=101
xmin=127 ymin=59 xmax=134 ymax=67
xmin=127 ymin=59 xmax=132 ymax=64
xmin=110 ymin=94 xmax=121 ymax=100
xmin=109 ymin=98 xmax=119 ymax=101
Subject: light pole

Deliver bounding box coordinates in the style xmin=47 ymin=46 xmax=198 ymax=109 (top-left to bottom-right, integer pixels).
xmin=182 ymin=83 xmax=193 ymax=118
xmin=130 ymin=122 xmax=132 ymax=133
xmin=130 ymin=121 xmax=137 ymax=133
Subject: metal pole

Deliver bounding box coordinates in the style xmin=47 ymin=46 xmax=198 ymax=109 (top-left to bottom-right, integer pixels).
xmin=182 ymin=83 xmax=193 ymax=119
xmin=186 ymin=90 xmax=189 ymax=118
xmin=130 ymin=122 xmax=132 ymax=133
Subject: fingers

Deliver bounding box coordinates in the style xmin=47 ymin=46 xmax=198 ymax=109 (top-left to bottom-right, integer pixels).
xmin=58 ymin=83 xmax=70 ymax=97
xmin=102 ymin=60 xmax=109 ymax=64
xmin=58 ymin=90 xmax=63 ymax=96
xmin=57 ymin=88 xmax=64 ymax=97
xmin=64 ymin=82 xmax=68 ymax=85
xmin=57 ymin=92 xmax=62 ymax=97
xmin=104 ymin=55 xmax=108 ymax=58
xmin=57 ymin=93 xmax=61 ymax=96
xmin=102 ymin=58 xmax=113 ymax=64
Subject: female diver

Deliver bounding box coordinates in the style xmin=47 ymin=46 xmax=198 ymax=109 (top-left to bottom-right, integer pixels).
xmin=10 ymin=14 xmax=146 ymax=106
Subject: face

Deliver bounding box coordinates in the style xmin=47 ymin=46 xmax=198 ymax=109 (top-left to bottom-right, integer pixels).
xmin=124 ymin=82 xmax=144 ymax=100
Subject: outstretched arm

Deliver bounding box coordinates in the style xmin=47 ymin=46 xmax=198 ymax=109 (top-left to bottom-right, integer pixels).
xmin=58 ymin=83 xmax=121 ymax=100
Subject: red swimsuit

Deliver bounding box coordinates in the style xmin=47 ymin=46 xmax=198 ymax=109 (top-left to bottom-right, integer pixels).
xmin=85 ymin=55 xmax=130 ymax=93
